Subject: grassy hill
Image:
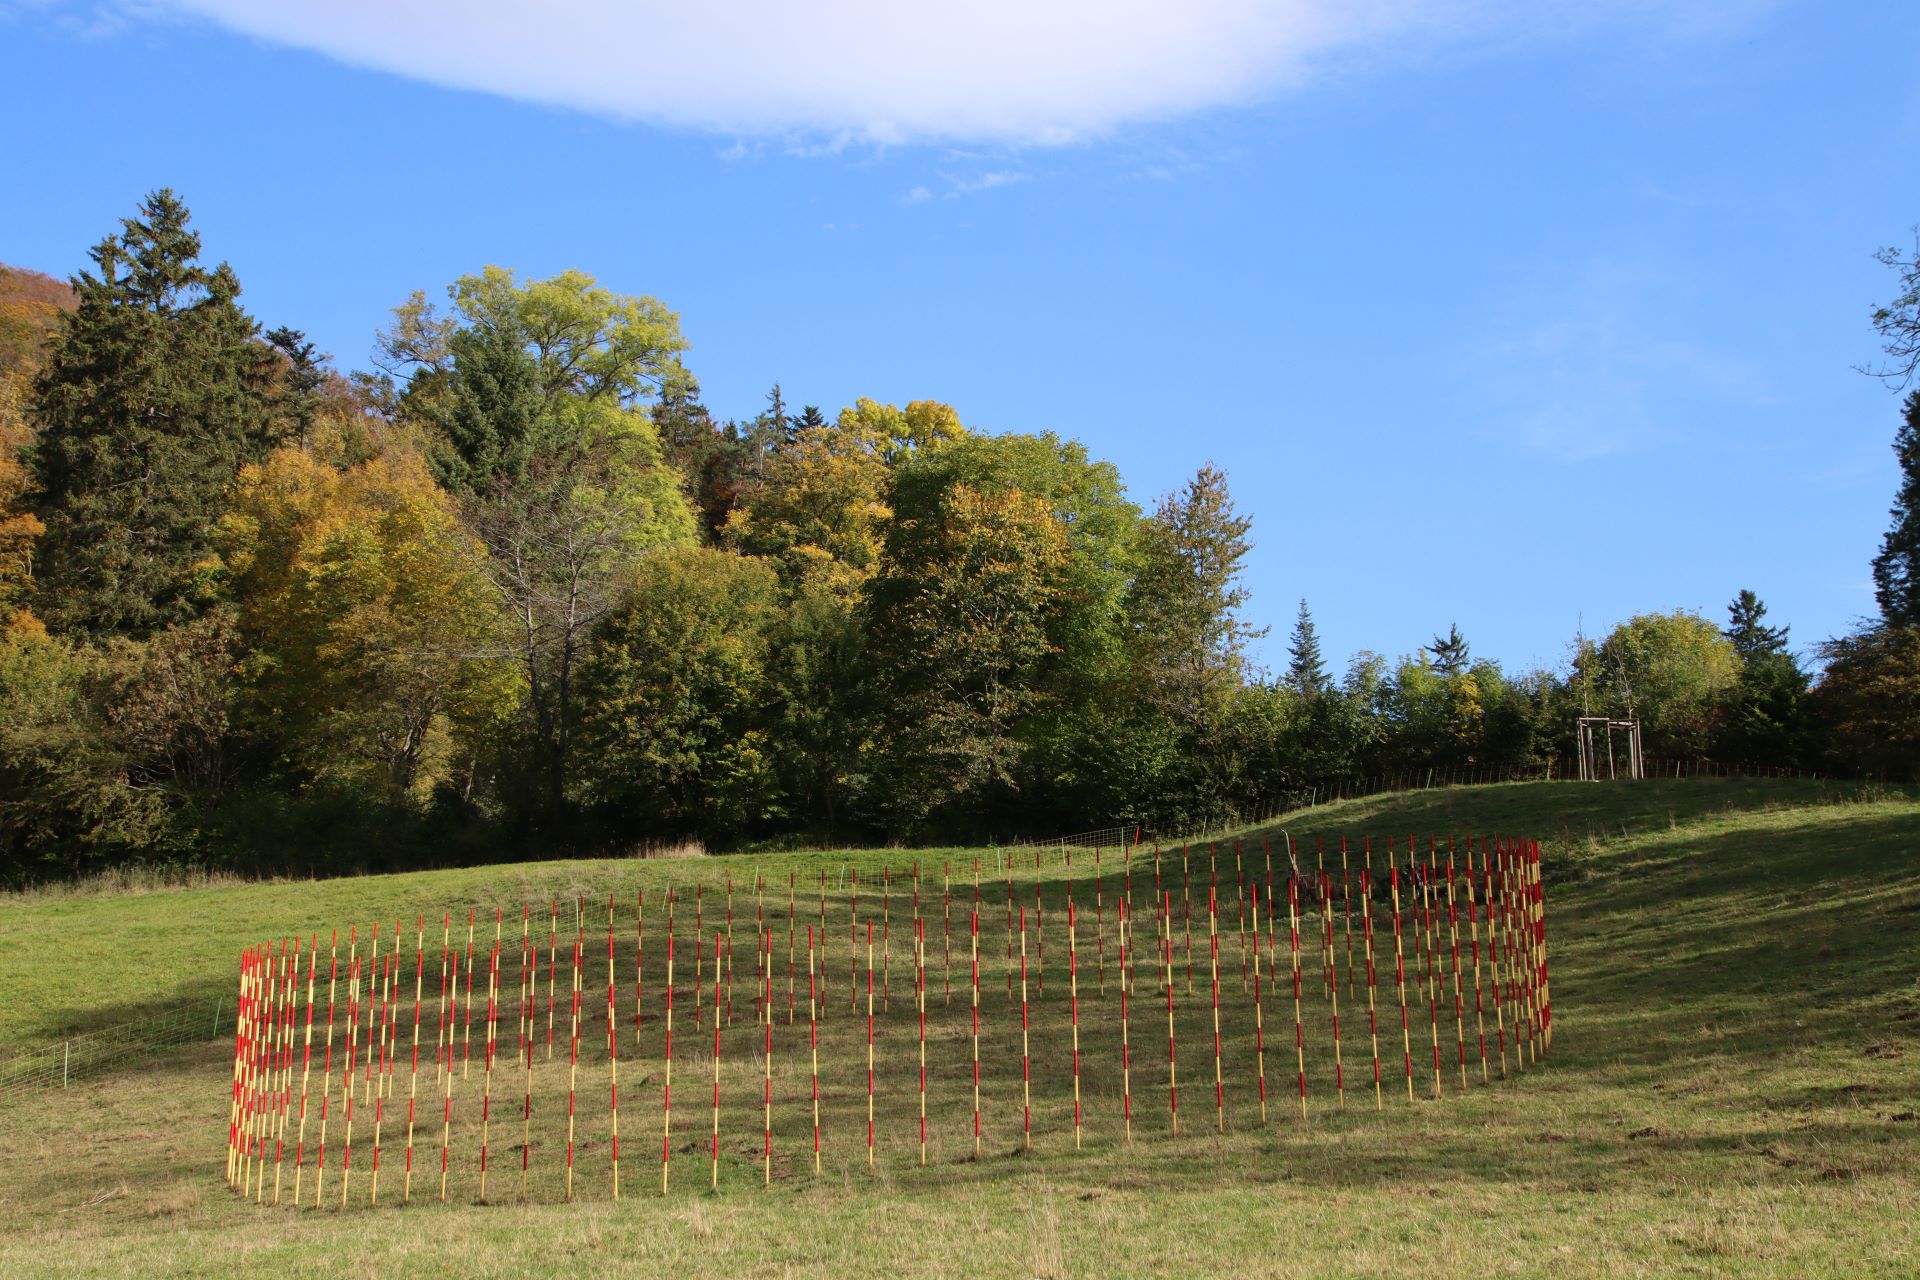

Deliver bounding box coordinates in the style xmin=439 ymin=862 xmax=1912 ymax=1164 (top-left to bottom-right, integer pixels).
xmin=0 ymin=778 xmax=1914 ymax=1278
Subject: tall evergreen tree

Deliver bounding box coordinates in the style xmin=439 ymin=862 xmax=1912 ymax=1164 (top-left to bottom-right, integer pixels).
xmin=29 ymin=189 xmax=283 ymax=636
xmin=1724 ymin=589 xmax=1791 ymax=661
xmin=1430 ymin=623 xmax=1470 ymax=676
xmin=1286 ymin=598 xmax=1330 ymax=697
xmin=1871 ymin=392 xmax=1920 ymax=627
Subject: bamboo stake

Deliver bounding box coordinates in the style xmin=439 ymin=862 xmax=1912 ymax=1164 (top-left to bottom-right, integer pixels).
xmin=548 ymin=900 xmax=559 ymax=1061
xmin=1019 ymin=906 xmax=1032 ymax=1152
xmin=1118 ymin=901 xmax=1133 ymax=1143
xmin=439 ymin=927 xmax=460 ymax=1203
xmin=563 ymin=935 xmax=581 ymax=1200
xmin=645 ymin=890 xmax=652 ymax=1051
xmin=866 ymin=922 xmax=876 ymax=1168
xmin=1208 ymin=887 xmax=1225 ymax=1133
xmin=1163 ymin=893 xmax=1179 ymax=1134
xmin=882 ymin=865 xmax=892 ymax=1014
xmin=788 ymin=873 xmax=798 ymax=1025
xmin=969 ymin=909 xmax=982 ymax=1159
xmin=519 ymin=908 xmax=534 ymax=1202
xmin=659 ymin=935 xmax=673 ymax=1196
xmin=1288 ymin=878 xmax=1307 ymax=1121
xmin=808 ymin=925 xmax=820 ymax=1176
xmin=943 ymin=862 xmax=953 ymax=1009
xmin=607 ymin=898 xmax=622 ymax=1200
xmin=462 ymin=910 xmax=476 ymax=1079
xmin=1068 ymin=900 xmax=1082 ymax=1150
xmin=762 ymin=928 xmax=773 ymax=1185
xmin=1034 ymin=850 xmax=1045 ymax=1000
xmin=917 ymin=920 xmax=928 ymax=1165
xmin=711 ymin=931 xmax=722 ymax=1191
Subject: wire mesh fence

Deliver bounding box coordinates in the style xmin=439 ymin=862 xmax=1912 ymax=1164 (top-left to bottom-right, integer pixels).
xmin=0 ymin=1000 xmax=232 ymax=1103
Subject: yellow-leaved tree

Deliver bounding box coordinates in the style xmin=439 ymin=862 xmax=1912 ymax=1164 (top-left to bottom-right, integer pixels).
xmin=219 ymin=446 xmax=520 ymax=803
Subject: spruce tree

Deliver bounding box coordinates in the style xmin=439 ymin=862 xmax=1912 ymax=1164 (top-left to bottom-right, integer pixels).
xmin=30 ymin=189 xmax=283 ymax=636
xmin=1725 ymin=589 xmax=1790 ymax=661
xmin=1430 ymin=623 xmax=1470 ymax=676
xmin=1286 ymin=598 xmax=1331 ymax=697
xmin=1872 ymin=391 xmax=1920 ymax=627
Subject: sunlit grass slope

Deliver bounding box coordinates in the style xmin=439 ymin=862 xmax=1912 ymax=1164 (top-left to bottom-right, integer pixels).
xmin=0 ymin=777 xmax=1914 ymax=1278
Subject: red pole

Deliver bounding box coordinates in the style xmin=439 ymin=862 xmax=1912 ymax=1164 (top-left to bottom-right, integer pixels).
xmin=1361 ymin=867 xmax=1382 ymax=1111
xmin=1118 ymin=901 xmax=1133 ymax=1143
xmin=865 ymin=921 xmax=876 ymax=1168
xmin=1163 ymin=892 xmax=1179 ymax=1135
xmin=1390 ymin=857 xmax=1414 ymax=1101
xmin=1019 ymin=906 xmax=1032 ymax=1152
xmin=969 ymin=909 xmax=981 ymax=1159
xmin=1288 ymin=877 xmax=1306 ymax=1121
xmin=808 ymin=924 xmax=820 ymax=1175
xmin=1068 ymin=900 xmax=1082 ymax=1149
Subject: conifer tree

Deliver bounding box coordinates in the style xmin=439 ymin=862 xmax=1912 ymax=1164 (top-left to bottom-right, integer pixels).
xmin=1871 ymin=392 xmax=1920 ymax=627
xmin=30 ymin=190 xmax=283 ymax=636
xmin=1724 ymin=589 xmax=1791 ymax=661
xmin=1430 ymin=623 xmax=1470 ymax=676
xmin=1286 ymin=598 xmax=1330 ymax=698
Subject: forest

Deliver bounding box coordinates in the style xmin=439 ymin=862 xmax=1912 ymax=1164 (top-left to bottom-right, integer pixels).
xmin=1 ymin=190 xmax=1916 ymax=881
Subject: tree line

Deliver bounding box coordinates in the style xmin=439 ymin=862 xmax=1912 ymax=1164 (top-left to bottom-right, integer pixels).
xmin=0 ymin=191 xmax=1912 ymax=881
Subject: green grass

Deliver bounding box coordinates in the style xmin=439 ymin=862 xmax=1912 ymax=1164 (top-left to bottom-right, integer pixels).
xmin=0 ymin=777 xmax=1915 ymax=1278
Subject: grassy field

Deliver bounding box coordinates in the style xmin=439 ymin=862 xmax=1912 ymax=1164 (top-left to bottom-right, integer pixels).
xmin=0 ymin=777 xmax=1915 ymax=1278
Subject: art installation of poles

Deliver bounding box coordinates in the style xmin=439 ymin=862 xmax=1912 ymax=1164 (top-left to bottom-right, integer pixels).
xmin=222 ymin=830 xmax=1555 ymax=1207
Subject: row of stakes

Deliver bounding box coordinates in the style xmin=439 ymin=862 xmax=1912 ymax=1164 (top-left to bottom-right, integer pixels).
xmin=226 ymin=834 xmax=1553 ymax=1206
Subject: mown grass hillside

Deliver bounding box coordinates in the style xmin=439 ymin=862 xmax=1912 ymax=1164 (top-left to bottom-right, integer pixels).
xmin=0 ymin=778 xmax=1915 ymax=1278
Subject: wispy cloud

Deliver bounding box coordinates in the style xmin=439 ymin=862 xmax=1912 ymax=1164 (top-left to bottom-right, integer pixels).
xmin=81 ymin=1 xmax=1773 ymax=146
xmin=1462 ymin=259 xmax=1769 ymax=463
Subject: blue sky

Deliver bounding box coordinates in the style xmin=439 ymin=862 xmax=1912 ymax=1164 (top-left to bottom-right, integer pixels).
xmin=2 ymin=1 xmax=1917 ymax=676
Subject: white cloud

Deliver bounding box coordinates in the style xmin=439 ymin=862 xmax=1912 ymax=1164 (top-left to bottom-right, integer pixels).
xmin=118 ymin=1 xmax=1767 ymax=145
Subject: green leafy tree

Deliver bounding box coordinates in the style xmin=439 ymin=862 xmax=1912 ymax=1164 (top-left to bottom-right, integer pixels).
xmin=867 ymin=481 xmax=1073 ymax=834
xmin=1814 ymin=625 xmax=1920 ymax=779
xmin=1871 ymin=393 xmax=1920 ymax=627
xmin=573 ymin=546 xmax=784 ymax=842
xmin=29 ymin=190 xmax=287 ymax=636
xmin=1580 ymin=611 xmax=1741 ymax=757
xmin=383 ymin=267 xmax=696 ymax=823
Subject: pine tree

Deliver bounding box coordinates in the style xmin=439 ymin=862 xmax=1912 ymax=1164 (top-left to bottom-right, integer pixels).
xmin=1872 ymin=392 xmax=1920 ymax=627
xmin=1724 ymin=589 xmax=1790 ymax=661
xmin=30 ymin=189 xmax=284 ymax=636
xmin=1430 ymin=623 xmax=1470 ymax=676
xmin=1286 ymin=598 xmax=1330 ymax=698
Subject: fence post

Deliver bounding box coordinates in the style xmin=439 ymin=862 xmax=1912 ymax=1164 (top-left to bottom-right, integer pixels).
xmin=63 ymin=1041 xmax=70 ymax=1089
